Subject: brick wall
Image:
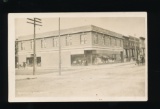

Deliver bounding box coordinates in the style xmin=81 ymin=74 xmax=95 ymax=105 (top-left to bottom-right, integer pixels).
xmin=92 ymin=31 xmax=123 ymax=49
xmin=18 ymin=31 xmax=92 ymax=53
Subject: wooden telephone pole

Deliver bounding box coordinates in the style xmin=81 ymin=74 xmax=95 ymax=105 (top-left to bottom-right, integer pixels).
xmin=59 ymin=17 xmax=61 ymax=75
xmin=27 ymin=18 xmax=42 ymax=75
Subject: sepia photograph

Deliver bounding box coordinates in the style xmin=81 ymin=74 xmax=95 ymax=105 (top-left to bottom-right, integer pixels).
xmin=8 ymin=12 xmax=147 ymax=102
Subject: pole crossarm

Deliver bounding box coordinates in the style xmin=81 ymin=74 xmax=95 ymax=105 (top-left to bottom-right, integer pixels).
xmin=34 ymin=20 xmax=42 ymax=23
xmin=27 ymin=18 xmax=35 ymax=21
xmin=35 ymin=18 xmax=41 ymax=21
xmin=27 ymin=22 xmax=42 ymax=26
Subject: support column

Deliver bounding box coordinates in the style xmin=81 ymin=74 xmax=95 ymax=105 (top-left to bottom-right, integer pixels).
xmin=90 ymin=53 xmax=93 ymax=65
xmin=129 ymin=49 xmax=131 ymax=61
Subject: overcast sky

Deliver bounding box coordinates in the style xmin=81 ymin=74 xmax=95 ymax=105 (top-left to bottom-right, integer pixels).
xmin=15 ymin=17 xmax=145 ymax=38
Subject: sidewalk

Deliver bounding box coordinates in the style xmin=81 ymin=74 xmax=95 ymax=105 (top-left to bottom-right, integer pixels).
xmin=16 ymin=61 xmax=136 ymax=80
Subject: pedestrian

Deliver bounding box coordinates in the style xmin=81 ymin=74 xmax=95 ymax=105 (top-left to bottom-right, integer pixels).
xmin=136 ymin=54 xmax=140 ymax=65
xmin=23 ymin=62 xmax=26 ymax=69
xmin=17 ymin=62 xmax=19 ymax=69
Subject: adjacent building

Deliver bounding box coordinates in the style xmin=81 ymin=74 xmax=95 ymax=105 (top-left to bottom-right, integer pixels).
xmin=128 ymin=36 xmax=140 ymax=61
xmin=123 ymin=35 xmax=141 ymax=62
xmin=139 ymin=37 xmax=145 ymax=56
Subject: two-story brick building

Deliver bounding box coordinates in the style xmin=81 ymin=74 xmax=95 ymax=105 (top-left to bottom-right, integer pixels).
xmin=16 ymin=25 xmax=124 ymax=68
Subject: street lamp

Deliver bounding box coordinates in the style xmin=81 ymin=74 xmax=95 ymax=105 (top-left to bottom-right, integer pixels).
xmin=27 ymin=18 xmax=42 ymax=75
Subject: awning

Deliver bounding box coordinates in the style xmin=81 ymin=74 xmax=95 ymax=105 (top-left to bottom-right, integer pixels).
xmin=92 ymin=50 xmax=120 ymax=55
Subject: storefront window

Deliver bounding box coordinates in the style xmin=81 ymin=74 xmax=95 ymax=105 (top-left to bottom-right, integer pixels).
xmin=26 ymin=57 xmax=41 ymax=67
xmin=71 ymin=54 xmax=87 ymax=66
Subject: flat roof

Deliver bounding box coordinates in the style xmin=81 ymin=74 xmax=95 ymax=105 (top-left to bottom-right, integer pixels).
xmin=17 ymin=25 xmax=124 ymax=41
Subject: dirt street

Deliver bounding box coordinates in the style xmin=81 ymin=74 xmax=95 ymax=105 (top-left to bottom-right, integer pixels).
xmin=16 ymin=63 xmax=146 ymax=100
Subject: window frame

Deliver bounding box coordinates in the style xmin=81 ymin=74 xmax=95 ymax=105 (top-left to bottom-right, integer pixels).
xmin=21 ymin=41 xmax=23 ymax=50
xmin=102 ymin=35 xmax=105 ymax=45
xmin=80 ymin=33 xmax=87 ymax=44
xmin=94 ymin=33 xmax=98 ymax=44
xmin=66 ymin=34 xmax=72 ymax=46
xmin=53 ymin=36 xmax=58 ymax=47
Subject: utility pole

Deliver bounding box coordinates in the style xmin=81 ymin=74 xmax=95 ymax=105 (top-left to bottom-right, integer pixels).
xmin=27 ymin=18 xmax=42 ymax=75
xmin=59 ymin=17 xmax=61 ymax=75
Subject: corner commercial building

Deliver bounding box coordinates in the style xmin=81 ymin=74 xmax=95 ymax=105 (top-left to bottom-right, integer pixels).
xmin=16 ymin=25 xmax=126 ymax=68
xmin=16 ymin=25 xmax=145 ymax=69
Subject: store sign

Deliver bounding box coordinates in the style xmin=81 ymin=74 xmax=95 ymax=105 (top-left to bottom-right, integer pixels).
xmin=71 ymin=50 xmax=84 ymax=55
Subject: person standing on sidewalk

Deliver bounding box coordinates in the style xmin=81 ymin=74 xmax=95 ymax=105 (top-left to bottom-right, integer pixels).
xmin=23 ymin=62 xmax=26 ymax=69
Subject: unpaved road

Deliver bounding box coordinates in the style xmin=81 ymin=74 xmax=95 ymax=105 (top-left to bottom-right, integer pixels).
xmin=16 ymin=63 xmax=146 ymax=100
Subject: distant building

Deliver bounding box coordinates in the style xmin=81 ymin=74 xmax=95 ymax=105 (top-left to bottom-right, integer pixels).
xmin=123 ymin=35 xmax=140 ymax=61
xmin=139 ymin=37 xmax=145 ymax=56
xmin=16 ymin=25 xmax=125 ymax=68
xmin=128 ymin=36 xmax=140 ymax=61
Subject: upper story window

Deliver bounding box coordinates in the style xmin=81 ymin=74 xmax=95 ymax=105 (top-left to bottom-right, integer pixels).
xmin=102 ymin=35 xmax=105 ymax=45
xmin=53 ymin=37 xmax=58 ymax=47
xmin=115 ymin=38 xmax=117 ymax=46
xmin=21 ymin=41 xmax=23 ymax=50
xmin=120 ymin=39 xmax=123 ymax=47
xmin=66 ymin=35 xmax=72 ymax=46
xmin=126 ymin=41 xmax=128 ymax=46
xmin=41 ymin=38 xmax=46 ymax=48
xmin=41 ymin=40 xmax=43 ymax=48
xmin=105 ymin=36 xmax=110 ymax=46
xmin=80 ymin=33 xmax=87 ymax=44
xmin=110 ymin=37 xmax=113 ymax=46
xmin=111 ymin=37 xmax=115 ymax=46
xmin=109 ymin=37 xmax=111 ymax=46
xmin=94 ymin=33 xmax=98 ymax=44
xmin=116 ymin=39 xmax=119 ymax=46
xmin=20 ymin=41 xmax=25 ymax=50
